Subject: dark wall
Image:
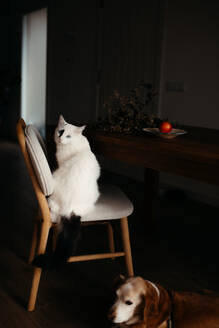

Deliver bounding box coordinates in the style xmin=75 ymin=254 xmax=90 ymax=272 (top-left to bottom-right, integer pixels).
xmin=0 ymin=0 xmax=99 ymax=139
xmin=0 ymin=0 xmax=159 ymax=139
xmin=46 ymin=0 xmax=99 ymax=126
xmin=0 ymin=0 xmax=47 ymax=140
xmin=0 ymin=5 xmax=21 ymax=139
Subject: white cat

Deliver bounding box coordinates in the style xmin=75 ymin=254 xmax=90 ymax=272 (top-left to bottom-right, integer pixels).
xmin=33 ymin=115 xmax=100 ymax=270
xmin=48 ymin=114 xmax=100 ymax=223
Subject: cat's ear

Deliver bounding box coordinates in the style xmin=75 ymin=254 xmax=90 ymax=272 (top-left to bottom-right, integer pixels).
xmin=58 ymin=114 xmax=66 ymax=125
xmin=77 ymin=125 xmax=86 ymax=134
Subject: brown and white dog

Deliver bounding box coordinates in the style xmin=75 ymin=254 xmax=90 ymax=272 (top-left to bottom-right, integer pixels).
xmin=108 ymin=275 xmax=219 ymax=328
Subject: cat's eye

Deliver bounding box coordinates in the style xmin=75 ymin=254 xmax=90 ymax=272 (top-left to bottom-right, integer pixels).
xmin=58 ymin=129 xmax=64 ymax=137
xmin=125 ymin=300 xmax=133 ymax=305
xmin=66 ymin=135 xmax=71 ymax=138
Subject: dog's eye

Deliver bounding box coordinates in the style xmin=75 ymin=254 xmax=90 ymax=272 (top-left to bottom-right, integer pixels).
xmin=125 ymin=300 xmax=133 ymax=305
xmin=66 ymin=135 xmax=71 ymax=138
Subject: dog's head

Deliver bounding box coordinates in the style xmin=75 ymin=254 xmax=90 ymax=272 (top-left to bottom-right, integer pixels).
xmin=108 ymin=275 xmax=171 ymax=327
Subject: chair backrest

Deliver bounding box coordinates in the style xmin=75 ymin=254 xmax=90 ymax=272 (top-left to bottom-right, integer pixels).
xmin=25 ymin=124 xmax=54 ymax=196
xmin=16 ymin=119 xmax=52 ymax=223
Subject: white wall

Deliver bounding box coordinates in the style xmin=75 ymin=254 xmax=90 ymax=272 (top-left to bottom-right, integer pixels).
xmin=21 ymin=8 xmax=47 ymax=136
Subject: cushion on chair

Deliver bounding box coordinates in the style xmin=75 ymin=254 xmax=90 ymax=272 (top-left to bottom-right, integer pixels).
xmin=25 ymin=125 xmax=54 ymax=196
xmin=30 ymin=125 xmax=48 ymax=157
xmin=82 ymin=184 xmax=134 ymax=222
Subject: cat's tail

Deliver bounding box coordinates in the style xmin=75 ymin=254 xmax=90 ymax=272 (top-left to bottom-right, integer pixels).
xmin=32 ymin=215 xmax=81 ymax=270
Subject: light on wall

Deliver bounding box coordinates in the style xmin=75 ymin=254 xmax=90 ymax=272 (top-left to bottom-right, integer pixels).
xmin=21 ymin=8 xmax=47 ymax=136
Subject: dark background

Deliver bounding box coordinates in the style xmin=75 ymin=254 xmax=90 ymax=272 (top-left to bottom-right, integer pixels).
xmin=0 ymin=1 xmax=219 ymax=326
xmin=1 ymin=0 xmax=219 ymax=203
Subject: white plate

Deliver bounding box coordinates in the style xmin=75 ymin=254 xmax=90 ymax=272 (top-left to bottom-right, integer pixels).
xmin=143 ymin=128 xmax=187 ymax=139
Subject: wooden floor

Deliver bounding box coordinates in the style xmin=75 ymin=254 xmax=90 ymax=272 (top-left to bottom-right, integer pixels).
xmin=0 ymin=140 xmax=219 ymax=327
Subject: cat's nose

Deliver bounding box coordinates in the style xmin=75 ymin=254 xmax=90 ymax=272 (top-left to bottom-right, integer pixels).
xmin=58 ymin=129 xmax=64 ymax=137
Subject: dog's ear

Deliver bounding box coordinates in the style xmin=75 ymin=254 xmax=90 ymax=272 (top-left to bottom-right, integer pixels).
xmin=144 ymin=282 xmax=171 ymax=327
xmin=134 ymin=293 xmax=146 ymax=323
xmin=145 ymin=281 xmax=160 ymax=316
xmin=113 ymin=274 xmax=126 ymax=290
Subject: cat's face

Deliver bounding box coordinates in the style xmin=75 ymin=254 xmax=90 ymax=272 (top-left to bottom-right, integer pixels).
xmin=54 ymin=115 xmax=86 ymax=145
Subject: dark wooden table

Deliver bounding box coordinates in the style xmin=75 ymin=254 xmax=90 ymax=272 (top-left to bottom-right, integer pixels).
xmin=86 ymin=126 xmax=219 ymax=221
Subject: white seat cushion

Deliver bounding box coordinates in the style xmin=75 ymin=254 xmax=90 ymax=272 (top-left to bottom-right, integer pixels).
xmin=30 ymin=125 xmax=48 ymax=156
xmin=25 ymin=125 xmax=54 ymax=196
xmin=82 ymin=184 xmax=133 ymax=222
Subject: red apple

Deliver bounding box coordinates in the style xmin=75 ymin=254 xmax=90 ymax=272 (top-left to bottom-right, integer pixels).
xmin=159 ymin=121 xmax=173 ymax=133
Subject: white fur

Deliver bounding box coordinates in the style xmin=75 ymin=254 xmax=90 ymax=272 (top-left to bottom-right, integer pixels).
xmin=111 ymin=277 xmax=146 ymax=324
xmin=48 ymin=115 xmax=100 ymax=223
xmin=113 ymin=283 xmax=141 ymax=323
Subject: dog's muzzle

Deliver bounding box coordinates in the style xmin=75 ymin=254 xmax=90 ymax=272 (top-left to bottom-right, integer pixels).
xmin=108 ymin=309 xmax=116 ymax=322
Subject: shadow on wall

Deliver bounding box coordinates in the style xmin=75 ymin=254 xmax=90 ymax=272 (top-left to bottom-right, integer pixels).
xmin=0 ymin=69 xmax=21 ymax=140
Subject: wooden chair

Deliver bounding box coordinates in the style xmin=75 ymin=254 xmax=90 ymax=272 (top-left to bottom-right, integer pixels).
xmin=16 ymin=118 xmax=134 ymax=311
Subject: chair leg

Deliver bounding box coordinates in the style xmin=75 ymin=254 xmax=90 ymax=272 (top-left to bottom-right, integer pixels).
xmin=28 ymin=222 xmax=38 ymax=264
xmin=120 ymin=217 xmax=134 ymax=277
xmin=27 ymin=221 xmax=50 ymax=311
xmin=52 ymin=224 xmax=59 ymax=251
xmin=107 ymin=223 xmax=115 ymax=259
